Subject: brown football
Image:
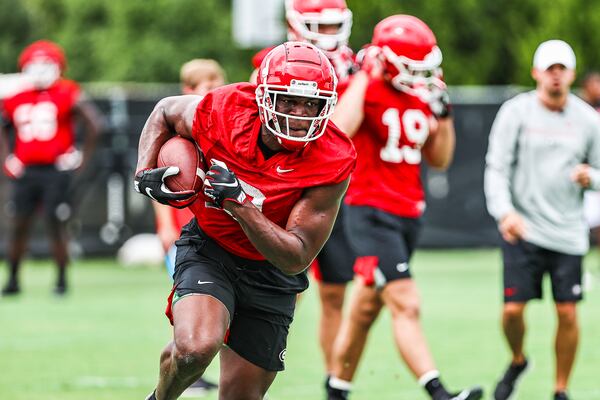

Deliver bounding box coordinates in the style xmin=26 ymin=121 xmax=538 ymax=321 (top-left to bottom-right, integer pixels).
xmin=157 ymin=136 xmax=206 ymax=193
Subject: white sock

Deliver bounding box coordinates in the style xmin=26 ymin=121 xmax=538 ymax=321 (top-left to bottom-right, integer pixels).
xmin=329 ymin=376 xmax=353 ymax=391
xmin=418 ymin=370 xmax=441 ymax=387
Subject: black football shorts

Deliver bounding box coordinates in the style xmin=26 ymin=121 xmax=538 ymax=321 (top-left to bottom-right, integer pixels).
xmin=501 ymin=239 xmax=583 ymax=303
xmin=170 ymin=219 xmax=303 ymax=371
xmin=344 ymin=205 xmax=422 ymax=288
xmin=312 ymin=204 xmax=356 ymax=284
xmin=11 ymin=165 xmax=71 ymax=219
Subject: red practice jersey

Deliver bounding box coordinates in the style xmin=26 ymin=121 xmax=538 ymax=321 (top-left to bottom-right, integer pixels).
xmin=189 ymin=83 xmax=356 ymax=260
xmin=345 ymin=80 xmax=433 ymax=218
xmin=155 ymin=207 xmax=195 ymax=234
xmin=1 ymin=79 xmax=80 ymax=166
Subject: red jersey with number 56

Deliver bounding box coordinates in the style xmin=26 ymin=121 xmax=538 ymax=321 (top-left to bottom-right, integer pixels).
xmin=189 ymin=83 xmax=356 ymax=260
xmin=1 ymin=79 xmax=80 ymax=166
xmin=345 ymin=79 xmax=432 ymax=218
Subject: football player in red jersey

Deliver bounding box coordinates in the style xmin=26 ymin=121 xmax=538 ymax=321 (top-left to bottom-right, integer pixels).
xmin=135 ymin=42 xmax=356 ymax=400
xmin=326 ymin=16 xmax=483 ymax=400
xmin=0 ymin=40 xmax=102 ymax=296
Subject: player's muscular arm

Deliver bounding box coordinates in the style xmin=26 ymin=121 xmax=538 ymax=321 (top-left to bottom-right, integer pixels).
xmin=422 ymin=117 xmax=455 ymax=170
xmin=226 ymin=178 xmax=350 ymax=275
xmin=330 ymin=71 xmax=368 ymax=137
xmin=136 ymin=95 xmax=202 ymax=171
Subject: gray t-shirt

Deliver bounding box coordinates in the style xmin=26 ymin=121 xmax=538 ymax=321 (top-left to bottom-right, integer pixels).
xmin=484 ymin=91 xmax=600 ymax=255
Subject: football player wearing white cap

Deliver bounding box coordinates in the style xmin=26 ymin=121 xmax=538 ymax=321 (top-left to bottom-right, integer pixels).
xmin=485 ymin=39 xmax=600 ymax=400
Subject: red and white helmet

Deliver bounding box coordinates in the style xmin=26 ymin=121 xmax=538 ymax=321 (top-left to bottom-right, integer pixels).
xmin=256 ymin=42 xmax=338 ymax=151
xmin=18 ymin=40 xmax=66 ymax=89
xmin=372 ymin=15 xmax=445 ymax=101
xmin=286 ymin=0 xmax=352 ymax=52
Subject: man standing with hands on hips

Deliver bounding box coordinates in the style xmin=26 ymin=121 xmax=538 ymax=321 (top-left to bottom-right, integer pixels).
xmin=485 ymin=40 xmax=600 ymax=400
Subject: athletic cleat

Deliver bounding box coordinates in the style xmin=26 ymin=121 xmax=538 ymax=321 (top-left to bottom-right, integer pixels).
xmin=181 ymin=377 xmax=218 ymax=397
xmin=1 ymin=282 xmax=20 ymax=296
xmin=554 ymin=391 xmax=569 ymax=400
xmin=447 ymin=386 xmax=484 ymax=400
xmin=53 ymin=282 xmax=68 ymax=296
xmin=493 ymin=359 xmax=529 ymax=400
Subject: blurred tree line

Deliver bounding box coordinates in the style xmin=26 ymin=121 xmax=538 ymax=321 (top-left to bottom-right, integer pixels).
xmin=1 ymin=0 xmax=600 ymax=85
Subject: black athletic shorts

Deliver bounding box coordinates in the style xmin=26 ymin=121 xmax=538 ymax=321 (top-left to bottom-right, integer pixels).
xmin=501 ymin=239 xmax=583 ymax=303
xmin=170 ymin=218 xmax=308 ymax=371
xmin=10 ymin=165 xmax=71 ymax=219
xmin=344 ymin=205 xmax=421 ymax=288
xmin=313 ymin=204 xmax=356 ymax=284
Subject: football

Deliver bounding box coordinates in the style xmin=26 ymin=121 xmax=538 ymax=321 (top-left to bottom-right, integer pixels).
xmin=157 ymin=136 xmax=206 ymax=193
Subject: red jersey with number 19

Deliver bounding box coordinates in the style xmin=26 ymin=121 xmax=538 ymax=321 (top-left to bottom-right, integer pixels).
xmin=345 ymin=79 xmax=432 ymax=218
xmin=1 ymin=79 xmax=80 ymax=166
xmin=189 ymin=83 xmax=356 ymax=260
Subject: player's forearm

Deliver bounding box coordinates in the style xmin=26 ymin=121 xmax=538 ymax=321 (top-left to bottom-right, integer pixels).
xmin=137 ymin=96 xmax=201 ymax=171
xmin=330 ymin=71 xmax=368 ymax=137
xmin=423 ymin=117 xmax=455 ymax=170
xmin=226 ymin=202 xmax=312 ymax=275
xmin=136 ymin=100 xmax=176 ymax=171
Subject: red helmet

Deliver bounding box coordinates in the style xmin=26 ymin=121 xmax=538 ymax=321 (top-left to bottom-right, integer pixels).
xmin=18 ymin=40 xmax=66 ymax=89
xmin=372 ymin=15 xmax=445 ymax=101
xmin=255 ymin=41 xmax=338 ymax=151
xmin=18 ymin=40 xmax=66 ymax=71
xmin=286 ymin=0 xmax=352 ymax=52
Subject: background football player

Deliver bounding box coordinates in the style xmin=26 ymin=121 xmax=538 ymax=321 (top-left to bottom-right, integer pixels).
xmin=0 ymin=40 xmax=102 ymax=296
xmin=326 ymin=15 xmax=483 ymax=400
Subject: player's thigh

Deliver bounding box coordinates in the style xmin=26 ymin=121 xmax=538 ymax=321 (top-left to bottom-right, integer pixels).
xmin=227 ymin=286 xmax=297 ymax=372
xmin=170 ymin=239 xmax=236 ymax=344
xmin=10 ymin=170 xmax=41 ymax=217
xmin=314 ymin=204 xmax=356 ymax=284
xmin=41 ymin=169 xmax=71 ymax=221
xmin=501 ymin=239 xmax=545 ymax=302
xmin=548 ymin=251 xmax=583 ymax=303
xmin=219 ymin=346 xmax=277 ymax=400
xmin=345 ymin=205 xmax=421 ymax=286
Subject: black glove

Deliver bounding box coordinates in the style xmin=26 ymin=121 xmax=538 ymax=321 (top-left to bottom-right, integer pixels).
xmin=134 ymin=167 xmax=197 ymax=208
xmin=203 ymin=160 xmax=247 ymax=208
xmin=429 ymin=89 xmax=452 ymax=118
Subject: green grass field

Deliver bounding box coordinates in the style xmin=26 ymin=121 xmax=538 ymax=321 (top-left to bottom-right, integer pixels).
xmin=1 ymin=249 xmax=600 ymax=400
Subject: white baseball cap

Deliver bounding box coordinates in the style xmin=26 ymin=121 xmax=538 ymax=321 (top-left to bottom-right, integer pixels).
xmin=533 ymin=40 xmax=576 ymax=70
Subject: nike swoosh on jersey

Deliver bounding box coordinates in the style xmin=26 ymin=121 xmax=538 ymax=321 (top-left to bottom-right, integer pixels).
xmin=197 ymin=280 xmax=214 ymax=285
xmin=276 ymin=166 xmax=294 ymax=173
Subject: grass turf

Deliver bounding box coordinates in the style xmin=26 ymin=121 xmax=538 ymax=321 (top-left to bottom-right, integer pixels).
xmin=1 ymin=249 xmax=599 ymax=400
